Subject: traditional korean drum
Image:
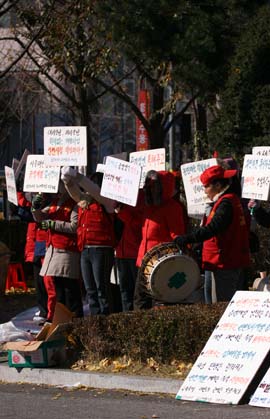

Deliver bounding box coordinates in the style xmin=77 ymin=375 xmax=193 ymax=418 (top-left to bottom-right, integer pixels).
xmin=139 ymin=242 xmax=201 ymax=303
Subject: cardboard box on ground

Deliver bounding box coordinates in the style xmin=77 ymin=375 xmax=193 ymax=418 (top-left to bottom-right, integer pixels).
xmin=4 ymin=303 xmax=73 ymax=368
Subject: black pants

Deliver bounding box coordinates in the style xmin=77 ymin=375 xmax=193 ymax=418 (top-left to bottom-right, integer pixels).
xmin=133 ymin=270 xmax=153 ymax=310
xmin=33 ymin=256 xmax=48 ymax=318
xmin=54 ymin=276 xmax=84 ymax=318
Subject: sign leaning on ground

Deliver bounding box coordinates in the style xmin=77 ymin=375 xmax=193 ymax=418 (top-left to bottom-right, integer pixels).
xmin=4 ymin=166 xmax=18 ymax=206
xmin=241 ymin=154 xmax=270 ymax=201
xmin=44 ymin=126 xmax=87 ymax=166
xmin=23 ymin=155 xmax=60 ymax=193
xmin=176 ymin=291 xmax=270 ymax=405
xmin=100 ymin=156 xmax=141 ymax=207
xmin=129 ymin=148 xmax=166 ymax=188
xmin=249 ymin=366 xmax=270 ymax=407
xmin=180 ymin=158 xmax=217 ymax=218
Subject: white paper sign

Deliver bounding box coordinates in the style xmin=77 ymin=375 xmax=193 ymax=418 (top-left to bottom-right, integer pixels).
xmin=129 ymin=148 xmax=166 ymax=188
xmin=100 ymin=156 xmax=141 ymax=206
xmin=180 ymin=158 xmax=217 ymax=217
xmin=250 ymin=366 xmax=270 ymax=407
xmin=252 ymin=146 xmax=270 ymax=157
xmin=104 ymin=152 xmax=128 ymax=162
xmin=23 ymin=155 xmax=60 ymax=193
xmin=241 ymin=154 xmax=270 ymax=201
xmin=5 ymin=166 xmax=18 ymax=206
xmin=176 ymin=291 xmax=270 ymax=405
xmin=44 ymin=126 xmax=87 ymax=166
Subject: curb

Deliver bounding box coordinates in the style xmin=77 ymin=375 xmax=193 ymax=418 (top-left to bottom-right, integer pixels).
xmin=0 ymin=364 xmax=182 ymax=395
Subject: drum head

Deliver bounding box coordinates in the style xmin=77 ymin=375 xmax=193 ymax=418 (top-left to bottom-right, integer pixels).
xmin=150 ymin=253 xmax=201 ymax=303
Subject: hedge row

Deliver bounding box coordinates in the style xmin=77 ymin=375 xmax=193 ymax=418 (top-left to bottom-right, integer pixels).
xmin=70 ymin=302 xmax=228 ymax=365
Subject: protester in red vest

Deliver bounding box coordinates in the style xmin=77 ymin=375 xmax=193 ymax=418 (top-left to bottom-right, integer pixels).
xmin=134 ymin=170 xmax=188 ymax=310
xmin=174 ymin=164 xmax=251 ymax=302
xmin=61 ymin=168 xmax=116 ymax=315
xmin=31 ymin=183 xmax=83 ymax=320
xmin=114 ymin=190 xmax=145 ymax=311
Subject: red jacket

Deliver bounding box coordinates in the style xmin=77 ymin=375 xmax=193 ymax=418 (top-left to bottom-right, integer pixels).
xmin=115 ymin=196 xmax=144 ymax=259
xmin=17 ymin=191 xmax=31 ymax=208
xmin=136 ymin=172 xmax=187 ymax=267
xmin=24 ymin=222 xmax=36 ymax=262
xmin=202 ymin=193 xmax=251 ymax=270
xmin=47 ymin=197 xmax=78 ymax=252
xmin=77 ymin=202 xmax=115 ymax=251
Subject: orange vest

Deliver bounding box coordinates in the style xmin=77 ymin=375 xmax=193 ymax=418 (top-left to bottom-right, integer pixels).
xmin=47 ymin=197 xmax=78 ymax=252
xmin=202 ymin=193 xmax=251 ymax=270
xmin=77 ymin=202 xmax=115 ymax=251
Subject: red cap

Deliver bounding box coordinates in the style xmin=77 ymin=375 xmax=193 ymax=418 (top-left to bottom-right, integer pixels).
xmin=200 ymin=165 xmax=237 ymax=187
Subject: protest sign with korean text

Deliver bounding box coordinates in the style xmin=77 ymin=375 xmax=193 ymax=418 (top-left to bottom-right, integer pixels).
xmin=44 ymin=126 xmax=87 ymax=166
xmin=249 ymin=365 xmax=270 ymax=408
xmin=100 ymin=157 xmax=141 ymax=206
xmin=181 ymin=158 xmax=217 ymax=218
xmin=176 ymin=291 xmax=270 ymax=405
xmin=241 ymin=154 xmax=270 ymax=201
xmin=23 ymin=155 xmax=60 ymax=193
xmin=252 ymin=146 xmax=270 ymax=157
xmin=129 ymin=148 xmax=165 ymax=188
xmin=5 ymin=166 xmax=18 ymax=206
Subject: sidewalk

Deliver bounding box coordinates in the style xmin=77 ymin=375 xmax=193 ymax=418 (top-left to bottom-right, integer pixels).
xmin=0 ymin=363 xmax=182 ymax=395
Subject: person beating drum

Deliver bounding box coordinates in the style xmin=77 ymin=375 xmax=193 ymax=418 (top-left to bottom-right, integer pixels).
xmin=174 ymin=164 xmax=251 ymax=302
xmin=133 ymin=170 xmax=188 ymax=310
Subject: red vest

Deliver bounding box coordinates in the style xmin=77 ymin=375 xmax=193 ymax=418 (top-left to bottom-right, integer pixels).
xmin=46 ymin=197 xmax=78 ymax=252
xmin=36 ymin=227 xmax=47 ymax=242
xmin=77 ymin=202 xmax=115 ymax=251
xmin=202 ymin=193 xmax=251 ymax=270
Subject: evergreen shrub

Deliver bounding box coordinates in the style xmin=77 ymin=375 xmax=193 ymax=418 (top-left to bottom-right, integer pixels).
xmin=71 ymin=302 xmax=228 ymax=365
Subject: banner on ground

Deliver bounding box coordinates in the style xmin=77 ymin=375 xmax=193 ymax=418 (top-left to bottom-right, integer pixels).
xmin=44 ymin=126 xmax=87 ymax=166
xmin=100 ymin=156 xmax=141 ymax=206
xmin=5 ymin=166 xmax=18 ymax=206
xmin=23 ymin=155 xmax=60 ymax=193
xmin=176 ymin=291 xmax=270 ymax=405
xmin=241 ymin=154 xmax=270 ymax=201
xmin=180 ymin=158 xmax=217 ymax=218
xmin=129 ymin=148 xmax=166 ymax=188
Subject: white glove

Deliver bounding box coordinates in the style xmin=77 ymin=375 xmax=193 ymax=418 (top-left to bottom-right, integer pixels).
xmin=61 ymin=166 xmax=77 ymax=183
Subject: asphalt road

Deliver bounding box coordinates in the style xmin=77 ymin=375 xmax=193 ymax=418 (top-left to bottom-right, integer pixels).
xmin=0 ymin=382 xmax=268 ymax=419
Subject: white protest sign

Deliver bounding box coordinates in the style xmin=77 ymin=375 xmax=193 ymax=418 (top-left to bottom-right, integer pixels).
xmin=180 ymin=158 xmax=217 ymax=218
xmin=249 ymin=365 xmax=270 ymax=407
xmin=98 ymin=153 xmax=128 ymax=174
xmin=176 ymin=291 xmax=270 ymax=405
xmin=241 ymin=154 xmax=270 ymax=201
xmin=44 ymin=126 xmax=87 ymax=166
xmin=96 ymin=163 xmax=106 ymax=173
xmin=5 ymin=166 xmax=18 ymax=206
xmin=129 ymin=148 xmax=166 ymax=188
xmin=100 ymin=156 xmax=141 ymax=206
xmin=252 ymin=146 xmax=270 ymax=157
xmin=104 ymin=152 xmax=128 ymax=162
xmin=23 ymin=155 xmax=60 ymax=193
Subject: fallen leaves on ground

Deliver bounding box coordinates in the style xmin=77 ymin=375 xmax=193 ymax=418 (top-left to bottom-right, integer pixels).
xmin=71 ymin=356 xmax=193 ymax=379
